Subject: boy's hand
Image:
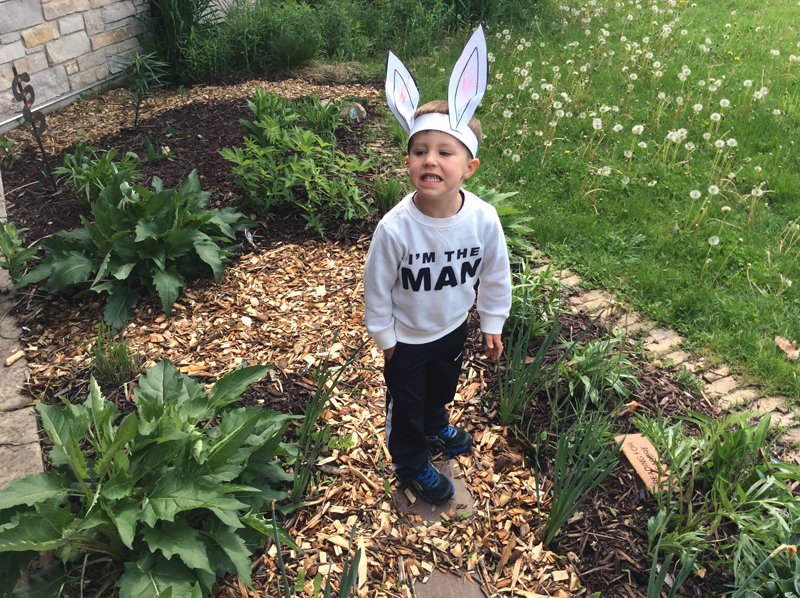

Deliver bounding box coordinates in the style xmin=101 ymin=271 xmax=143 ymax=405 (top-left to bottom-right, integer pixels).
xmin=484 ymin=333 xmax=503 ymax=361
xmin=383 ymin=346 xmax=396 ymax=362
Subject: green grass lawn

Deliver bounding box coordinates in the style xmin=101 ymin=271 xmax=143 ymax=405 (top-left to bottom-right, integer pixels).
xmin=402 ymin=0 xmax=800 ymax=397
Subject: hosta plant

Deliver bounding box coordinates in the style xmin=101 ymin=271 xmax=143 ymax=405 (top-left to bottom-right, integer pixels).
xmin=0 ymin=359 xmax=299 ymax=598
xmin=16 ymin=168 xmax=250 ymax=330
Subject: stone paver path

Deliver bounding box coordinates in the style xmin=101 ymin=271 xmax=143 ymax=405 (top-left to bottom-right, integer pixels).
xmin=540 ymin=253 xmax=800 ymax=463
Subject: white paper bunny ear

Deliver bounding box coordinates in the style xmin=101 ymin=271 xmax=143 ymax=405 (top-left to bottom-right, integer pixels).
xmin=448 ymin=23 xmax=488 ymax=134
xmin=385 ymin=51 xmax=419 ymax=135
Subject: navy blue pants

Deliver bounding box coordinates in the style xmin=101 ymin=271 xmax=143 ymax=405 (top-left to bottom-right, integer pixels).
xmin=383 ymin=319 xmax=469 ymax=478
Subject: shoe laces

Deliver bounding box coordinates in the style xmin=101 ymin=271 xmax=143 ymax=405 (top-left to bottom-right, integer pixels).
xmin=417 ymin=464 xmax=439 ymax=487
xmin=439 ymin=425 xmax=457 ymax=439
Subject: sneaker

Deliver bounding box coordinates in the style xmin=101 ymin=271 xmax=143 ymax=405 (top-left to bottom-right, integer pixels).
xmin=404 ymin=462 xmax=455 ymax=505
xmin=427 ymin=425 xmax=472 ymax=455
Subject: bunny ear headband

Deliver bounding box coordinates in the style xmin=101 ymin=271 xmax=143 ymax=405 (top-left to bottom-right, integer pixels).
xmin=385 ymin=24 xmax=488 ymax=157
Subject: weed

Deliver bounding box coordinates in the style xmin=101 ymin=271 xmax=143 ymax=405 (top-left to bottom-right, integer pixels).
xmin=120 ymin=50 xmax=169 ymax=127
xmin=89 ymin=322 xmax=142 ymax=386
xmin=0 ymin=135 xmax=17 ymax=164
xmin=0 ymin=222 xmax=38 ymax=283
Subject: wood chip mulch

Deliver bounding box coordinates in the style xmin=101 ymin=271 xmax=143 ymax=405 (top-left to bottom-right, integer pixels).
xmin=16 ymin=238 xmax=578 ymax=598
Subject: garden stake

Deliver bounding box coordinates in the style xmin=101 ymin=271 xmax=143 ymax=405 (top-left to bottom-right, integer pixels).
xmin=11 ymin=66 xmax=57 ymax=192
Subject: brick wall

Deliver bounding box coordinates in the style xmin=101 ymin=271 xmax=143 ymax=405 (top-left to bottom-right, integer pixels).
xmin=0 ymin=0 xmax=147 ymax=126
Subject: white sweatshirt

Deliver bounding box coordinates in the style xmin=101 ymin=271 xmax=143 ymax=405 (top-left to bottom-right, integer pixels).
xmin=364 ymin=190 xmax=512 ymax=350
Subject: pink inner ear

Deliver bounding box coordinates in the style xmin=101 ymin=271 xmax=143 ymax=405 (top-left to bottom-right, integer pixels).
xmin=395 ymin=71 xmax=410 ymax=108
xmin=454 ymin=49 xmax=479 ymax=121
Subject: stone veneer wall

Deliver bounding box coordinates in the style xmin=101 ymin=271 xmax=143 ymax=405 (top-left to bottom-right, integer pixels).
xmin=0 ymin=0 xmax=147 ymax=126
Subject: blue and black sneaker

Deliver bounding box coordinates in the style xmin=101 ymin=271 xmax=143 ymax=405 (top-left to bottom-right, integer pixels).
xmin=427 ymin=425 xmax=472 ymax=455
xmin=405 ymin=462 xmax=455 ymax=505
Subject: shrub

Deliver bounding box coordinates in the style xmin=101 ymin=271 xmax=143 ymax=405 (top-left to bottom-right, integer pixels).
xmin=120 ymin=51 xmax=169 ymax=128
xmin=16 ymin=169 xmax=250 ymax=330
xmin=372 ymin=175 xmax=405 ymax=214
xmin=0 ymin=222 xmax=38 ymax=283
xmin=221 ymin=91 xmax=373 ymax=235
xmin=0 ymin=359 xmax=298 ymax=598
xmin=54 ymin=143 xmax=141 ymax=210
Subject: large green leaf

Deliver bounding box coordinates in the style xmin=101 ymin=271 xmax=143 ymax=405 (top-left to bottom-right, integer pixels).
xmin=208 ymin=525 xmax=252 ymax=587
xmin=192 ymin=236 xmax=224 ymax=281
xmin=204 ymin=411 xmax=262 ymax=470
xmin=14 ymin=262 xmax=54 ymax=290
xmin=152 ymin=267 xmax=185 ymax=317
xmin=0 ymin=473 xmax=64 ymax=511
xmin=134 ymin=220 xmax=164 ymax=242
xmin=36 ymin=403 xmax=88 ymax=481
xmin=113 ymin=262 xmax=136 ymax=280
xmin=104 ymin=496 xmax=140 ymax=550
xmin=103 ymin=469 xmax=134 ymax=500
xmin=141 ymin=476 xmax=248 ymax=528
xmin=209 ymin=365 xmax=271 ymax=408
xmin=8 ymin=561 xmax=70 ymax=598
xmin=1 ymin=550 xmax=36 ymax=597
xmin=118 ymin=558 xmax=198 ymax=598
xmin=240 ymin=511 xmax=301 ymax=551
xmin=95 ymin=411 xmax=139 ymax=479
xmin=0 ymin=503 xmax=73 ymax=551
xmin=141 ymin=520 xmax=211 ymax=571
xmin=45 ymin=251 xmax=95 ymax=292
xmin=104 ymin=287 xmax=140 ymax=332
xmin=136 ymin=359 xmax=183 ymax=405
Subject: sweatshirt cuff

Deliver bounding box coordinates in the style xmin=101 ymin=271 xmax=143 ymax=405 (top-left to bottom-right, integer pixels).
xmin=479 ymin=314 xmax=506 ymax=336
xmin=372 ymin=326 xmax=397 ymax=351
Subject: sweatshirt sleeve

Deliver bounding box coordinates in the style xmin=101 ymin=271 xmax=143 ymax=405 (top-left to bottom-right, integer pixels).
xmin=363 ymin=222 xmax=402 ymax=350
xmin=476 ymin=211 xmax=512 ymax=335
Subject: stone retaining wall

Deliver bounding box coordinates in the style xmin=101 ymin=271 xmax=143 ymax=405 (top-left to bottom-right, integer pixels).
xmin=0 ymin=0 xmax=147 ymax=126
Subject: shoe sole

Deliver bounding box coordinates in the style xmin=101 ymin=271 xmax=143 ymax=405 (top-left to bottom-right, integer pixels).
xmin=428 ymin=433 xmax=473 ymax=456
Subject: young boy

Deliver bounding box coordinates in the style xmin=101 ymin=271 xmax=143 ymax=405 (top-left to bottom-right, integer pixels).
xmin=363 ymin=91 xmax=512 ymax=503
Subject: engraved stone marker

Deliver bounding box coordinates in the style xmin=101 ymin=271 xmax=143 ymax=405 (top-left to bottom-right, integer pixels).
xmin=615 ymin=433 xmax=668 ymax=492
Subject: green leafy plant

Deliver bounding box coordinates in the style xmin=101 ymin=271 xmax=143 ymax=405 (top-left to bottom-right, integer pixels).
xmin=558 ymin=336 xmax=640 ymax=407
xmin=120 ymin=51 xmax=170 ymax=127
xmin=89 ymin=322 xmax=142 ymax=387
xmin=372 ymin=175 xmax=404 ymax=214
xmin=467 ymin=185 xmax=535 ymax=258
xmin=297 ymin=94 xmax=341 ymax=144
xmin=0 ymin=135 xmax=17 ymax=164
xmin=0 ymin=222 xmax=38 ymax=283
xmin=0 ymin=359 xmax=299 ymax=598
xmin=292 ymin=336 xmax=366 ymax=504
xmin=507 ymin=258 xmax=562 ymax=332
xmin=733 ymin=545 xmax=800 ymax=598
xmin=16 ymin=169 xmax=250 ymax=330
xmin=537 ymin=415 xmax=623 ymax=546
xmin=646 ymin=512 xmax=700 ymax=598
xmin=221 ymin=91 xmax=374 ymax=235
xmin=54 ymin=144 xmax=141 ymax=209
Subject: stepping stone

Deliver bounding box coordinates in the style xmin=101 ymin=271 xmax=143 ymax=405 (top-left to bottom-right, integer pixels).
xmin=552 ymin=269 xmax=575 ymax=280
xmin=569 ymin=289 xmax=605 ymax=307
xmin=415 ymin=570 xmax=485 ymax=598
xmin=718 ymin=387 xmax=758 ymax=410
xmin=664 ymin=350 xmax=690 ymax=366
xmin=0 ymin=353 xmax=29 ymax=412
xmin=559 ymin=275 xmax=582 ymax=288
xmin=702 ymin=366 xmax=730 ymax=383
xmin=643 ymin=330 xmax=682 ymax=354
xmin=612 ymin=312 xmax=655 ymax=335
xmin=395 ymin=460 xmax=474 ymax=524
xmin=581 ymin=295 xmax=613 ymax=313
xmin=770 ymin=413 xmax=796 ymax=429
xmin=750 ymin=396 xmax=784 ymax=415
xmin=779 ymin=428 xmax=800 ymax=445
xmin=705 ymin=376 xmax=739 ymax=397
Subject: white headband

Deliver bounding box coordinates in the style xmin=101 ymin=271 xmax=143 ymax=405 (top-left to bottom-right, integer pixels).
xmin=385 ymin=24 xmax=488 ymax=157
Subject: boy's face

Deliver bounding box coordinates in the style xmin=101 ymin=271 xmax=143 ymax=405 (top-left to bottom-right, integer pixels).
xmin=407 ymin=130 xmax=479 ymax=208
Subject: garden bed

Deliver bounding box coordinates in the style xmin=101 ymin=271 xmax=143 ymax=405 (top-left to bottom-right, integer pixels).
xmin=2 ymin=77 xmax=798 ymax=598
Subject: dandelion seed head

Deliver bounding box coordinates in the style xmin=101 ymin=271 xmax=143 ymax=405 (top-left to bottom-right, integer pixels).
xmin=711 ymin=112 xmax=721 ymax=121
xmin=720 ymin=98 xmax=730 ymax=107
xmin=512 ymin=154 xmax=521 ymax=162
xmin=709 ymin=185 xmax=720 ymax=195
xmin=722 ymin=206 xmax=731 ymax=213
xmin=693 ymin=103 xmax=704 ymax=112
xmin=715 ymin=139 xmax=725 ymax=148
xmin=690 ymin=190 xmax=701 ymax=199
xmin=632 ymin=124 xmax=644 ymax=134
xmin=703 ymin=132 xmax=712 ymax=140
xmin=727 ymin=138 xmax=738 ymax=147
xmin=708 ymin=236 xmax=720 ymax=246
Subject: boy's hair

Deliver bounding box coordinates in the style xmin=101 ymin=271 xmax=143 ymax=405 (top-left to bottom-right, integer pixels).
xmin=412 ymin=100 xmax=482 ymax=156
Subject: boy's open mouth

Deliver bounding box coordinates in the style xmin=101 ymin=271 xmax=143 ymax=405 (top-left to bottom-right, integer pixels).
xmin=421 ymin=175 xmax=442 ymax=182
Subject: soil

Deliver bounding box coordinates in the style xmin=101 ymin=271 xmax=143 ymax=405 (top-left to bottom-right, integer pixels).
xmin=1 ymin=76 xmax=788 ymax=598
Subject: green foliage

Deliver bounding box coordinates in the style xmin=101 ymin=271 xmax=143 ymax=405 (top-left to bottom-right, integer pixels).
xmin=467 ymin=185 xmax=535 ymax=258
xmin=0 ymin=135 xmax=17 ymax=165
xmin=297 ymin=94 xmax=341 ymax=144
xmin=558 ymin=336 xmax=640 ymax=407
xmin=646 ymin=513 xmax=699 ymax=598
xmin=0 ymin=222 xmax=38 ymax=284
xmin=89 ymin=322 xmax=142 ymax=387
xmin=292 ymin=336 xmax=366 ymax=504
xmin=16 ymin=169 xmax=250 ymax=330
xmin=537 ymin=415 xmax=623 ymax=546
xmin=121 ymin=51 xmax=170 ymax=127
xmin=140 ymin=0 xmax=220 ymax=80
xmin=507 ymin=259 xmax=561 ymax=332
xmin=0 ymin=359 xmax=298 ymax=597
xmin=54 ymin=143 xmax=141 ymax=210
xmin=635 ymin=411 xmax=800 ymax=582
xmin=497 ymin=292 xmax=563 ymax=426
xmin=221 ymin=91 xmax=373 ymax=235
xmin=372 ymin=175 xmax=404 ymax=215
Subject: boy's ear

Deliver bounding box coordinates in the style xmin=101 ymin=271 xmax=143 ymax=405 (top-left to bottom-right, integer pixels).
xmin=405 ymin=156 xmax=410 ymax=164
xmin=463 ymin=158 xmax=480 ymax=180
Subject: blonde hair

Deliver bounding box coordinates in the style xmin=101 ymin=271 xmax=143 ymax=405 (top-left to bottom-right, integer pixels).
xmin=411 ymin=100 xmax=482 ymax=156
